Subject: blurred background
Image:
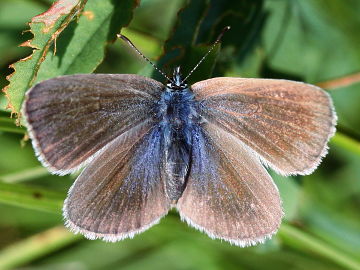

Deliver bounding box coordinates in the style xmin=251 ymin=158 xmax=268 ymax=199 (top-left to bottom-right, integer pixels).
xmin=0 ymin=0 xmax=360 ymax=269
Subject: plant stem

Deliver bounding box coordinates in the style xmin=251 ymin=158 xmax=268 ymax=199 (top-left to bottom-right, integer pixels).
xmin=0 ymin=117 xmax=25 ymax=134
xmin=0 ymin=166 xmax=49 ymax=183
xmin=0 ymin=226 xmax=81 ymax=270
xmin=317 ymin=72 xmax=360 ymax=90
xmin=279 ymin=224 xmax=360 ymax=270
xmin=0 ymin=182 xmax=65 ymax=214
xmin=331 ymin=132 xmax=360 ymax=156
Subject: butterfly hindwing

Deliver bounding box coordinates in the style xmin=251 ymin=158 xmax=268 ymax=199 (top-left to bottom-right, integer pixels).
xmin=177 ymin=123 xmax=283 ymax=247
xmin=23 ymin=74 xmax=163 ymax=175
xmin=192 ymin=77 xmax=336 ymax=176
xmin=64 ymin=120 xmax=172 ymax=241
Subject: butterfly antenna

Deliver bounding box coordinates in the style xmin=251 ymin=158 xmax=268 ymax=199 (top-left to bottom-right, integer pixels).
xmin=183 ymin=26 xmax=231 ymax=82
xmin=117 ymin=34 xmax=173 ymax=83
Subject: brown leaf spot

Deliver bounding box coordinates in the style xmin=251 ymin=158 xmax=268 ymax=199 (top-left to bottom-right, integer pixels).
xmin=32 ymin=0 xmax=80 ymax=33
xmin=21 ymin=133 xmax=29 ymax=147
xmin=82 ymin=10 xmax=94 ymax=20
xmin=33 ymin=192 xmax=43 ymax=199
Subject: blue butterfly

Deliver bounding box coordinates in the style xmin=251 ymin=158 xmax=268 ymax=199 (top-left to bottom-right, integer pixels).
xmin=22 ymin=28 xmax=336 ymax=247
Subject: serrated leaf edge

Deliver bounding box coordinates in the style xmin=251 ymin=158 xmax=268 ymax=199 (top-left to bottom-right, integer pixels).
xmin=2 ymin=0 xmax=88 ymax=123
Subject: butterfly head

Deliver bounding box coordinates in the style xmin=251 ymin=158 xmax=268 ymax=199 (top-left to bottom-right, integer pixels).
xmin=119 ymin=26 xmax=231 ymax=93
xmin=167 ymin=66 xmax=188 ymax=91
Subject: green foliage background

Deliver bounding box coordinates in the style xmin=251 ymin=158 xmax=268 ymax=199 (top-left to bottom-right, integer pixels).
xmin=0 ymin=0 xmax=360 ymax=269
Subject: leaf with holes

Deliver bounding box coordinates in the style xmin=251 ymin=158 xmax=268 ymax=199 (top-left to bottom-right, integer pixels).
xmin=3 ymin=0 xmax=139 ymax=123
xmin=2 ymin=0 xmax=88 ymax=121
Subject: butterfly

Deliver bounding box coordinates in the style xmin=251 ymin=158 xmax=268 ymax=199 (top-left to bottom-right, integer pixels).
xmin=22 ymin=28 xmax=336 ymax=247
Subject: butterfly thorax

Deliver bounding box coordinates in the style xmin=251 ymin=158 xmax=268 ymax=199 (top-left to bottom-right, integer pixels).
xmin=157 ymin=75 xmax=198 ymax=202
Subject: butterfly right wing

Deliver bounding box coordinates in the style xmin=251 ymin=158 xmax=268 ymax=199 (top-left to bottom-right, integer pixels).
xmin=192 ymin=77 xmax=336 ymax=176
xmin=23 ymin=74 xmax=163 ymax=175
xmin=64 ymin=120 xmax=172 ymax=241
xmin=177 ymin=123 xmax=283 ymax=247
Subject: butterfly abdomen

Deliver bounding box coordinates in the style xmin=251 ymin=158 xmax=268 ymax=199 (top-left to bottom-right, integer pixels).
xmin=158 ymin=88 xmax=198 ymax=201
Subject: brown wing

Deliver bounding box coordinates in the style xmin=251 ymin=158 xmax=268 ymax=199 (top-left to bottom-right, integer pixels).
xmin=64 ymin=121 xmax=171 ymax=241
xmin=23 ymin=74 xmax=163 ymax=175
xmin=177 ymin=123 xmax=283 ymax=247
xmin=192 ymin=77 xmax=336 ymax=175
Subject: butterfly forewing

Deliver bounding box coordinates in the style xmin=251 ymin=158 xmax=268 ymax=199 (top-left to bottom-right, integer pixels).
xmin=23 ymin=74 xmax=163 ymax=174
xmin=64 ymin=120 xmax=171 ymax=241
xmin=192 ymin=77 xmax=336 ymax=176
xmin=177 ymin=123 xmax=283 ymax=246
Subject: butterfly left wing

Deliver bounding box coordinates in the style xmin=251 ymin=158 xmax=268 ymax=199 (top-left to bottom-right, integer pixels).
xmin=177 ymin=123 xmax=283 ymax=247
xmin=23 ymin=74 xmax=163 ymax=175
xmin=64 ymin=121 xmax=171 ymax=241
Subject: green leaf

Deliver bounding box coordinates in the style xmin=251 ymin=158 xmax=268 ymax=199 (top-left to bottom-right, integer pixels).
xmin=153 ymin=0 xmax=213 ymax=83
xmin=279 ymin=224 xmax=360 ymax=270
xmin=0 ymin=133 xmax=42 ymax=175
xmin=0 ymin=116 xmax=25 ymax=134
xmin=3 ymin=0 xmax=88 ymax=120
xmin=0 ymin=181 xmax=65 ymax=214
xmin=153 ymin=0 xmax=265 ymax=84
xmin=35 ymin=0 xmax=139 ymax=82
xmin=0 ymin=226 xmax=81 ymax=270
xmin=0 ymin=166 xmax=49 ymax=183
xmin=271 ymin=173 xmax=301 ymax=221
xmin=331 ymin=132 xmax=360 ymax=156
xmin=3 ymin=0 xmax=139 ymax=122
xmin=0 ymin=0 xmax=47 ymax=97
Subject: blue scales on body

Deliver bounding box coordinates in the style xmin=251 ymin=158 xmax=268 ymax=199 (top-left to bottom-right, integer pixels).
xmin=157 ymin=67 xmax=201 ymax=202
